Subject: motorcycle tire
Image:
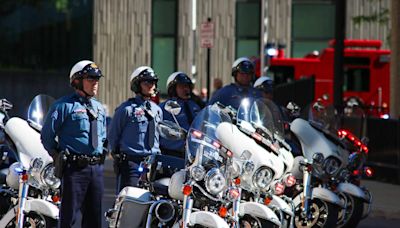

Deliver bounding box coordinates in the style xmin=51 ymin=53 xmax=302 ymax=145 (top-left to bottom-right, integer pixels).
xmin=338 ymin=194 xmax=364 ymax=228
xmin=239 ymin=214 xmax=278 ymax=228
xmin=294 ymin=198 xmax=339 ymax=228
xmin=5 ymin=211 xmax=57 ymax=228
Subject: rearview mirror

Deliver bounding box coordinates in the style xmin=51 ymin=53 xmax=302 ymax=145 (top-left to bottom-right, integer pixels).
xmin=158 ymin=120 xmax=187 ymax=140
xmin=164 ymin=100 xmax=182 ymax=116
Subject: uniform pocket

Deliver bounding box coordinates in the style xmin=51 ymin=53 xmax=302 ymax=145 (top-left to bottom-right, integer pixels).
xmin=71 ymin=113 xmax=89 ymax=131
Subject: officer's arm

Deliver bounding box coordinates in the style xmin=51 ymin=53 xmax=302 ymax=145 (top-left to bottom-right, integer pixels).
xmin=108 ymin=106 xmax=128 ymax=152
xmin=40 ymin=103 xmax=65 ymax=156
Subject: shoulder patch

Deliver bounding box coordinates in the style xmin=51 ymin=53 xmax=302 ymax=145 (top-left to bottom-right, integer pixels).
xmin=51 ymin=110 xmax=58 ymax=120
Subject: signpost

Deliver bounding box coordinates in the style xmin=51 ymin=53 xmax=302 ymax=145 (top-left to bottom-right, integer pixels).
xmin=200 ymin=18 xmax=214 ymax=101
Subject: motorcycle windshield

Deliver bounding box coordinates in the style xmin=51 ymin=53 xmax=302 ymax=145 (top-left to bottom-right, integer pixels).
xmin=307 ymin=101 xmax=340 ymax=136
xmin=27 ymin=94 xmax=55 ymax=131
xmin=186 ymin=104 xmax=232 ymax=168
xmin=237 ymin=98 xmax=284 ymax=139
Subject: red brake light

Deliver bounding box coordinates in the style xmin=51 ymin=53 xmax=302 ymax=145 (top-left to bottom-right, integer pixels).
xmin=192 ymin=130 xmax=203 ymax=139
xmin=251 ymin=132 xmax=263 ymax=141
xmin=364 ymin=167 xmax=374 ymax=177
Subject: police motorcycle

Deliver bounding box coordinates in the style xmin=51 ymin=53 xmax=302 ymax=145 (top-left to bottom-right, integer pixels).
xmin=309 ymin=101 xmax=372 ymax=228
xmin=0 ymin=95 xmax=60 ymax=228
xmin=217 ymin=98 xmax=296 ymax=227
xmin=105 ymin=100 xmax=187 ymax=228
xmin=164 ymin=101 xmax=284 ymax=227
xmin=288 ymin=98 xmax=371 ymax=228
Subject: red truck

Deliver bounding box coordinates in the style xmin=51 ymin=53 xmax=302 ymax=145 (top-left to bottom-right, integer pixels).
xmin=255 ymin=39 xmax=391 ymax=117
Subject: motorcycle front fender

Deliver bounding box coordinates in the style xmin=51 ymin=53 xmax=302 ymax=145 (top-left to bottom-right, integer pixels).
xmin=293 ymin=187 xmax=345 ymax=208
xmin=239 ymin=202 xmax=281 ymax=227
xmin=189 ymin=211 xmax=229 ymax=228
xmin=0 ymin=205 xmax=17 ymax=227
xmin=336 ymin=182 xmax=370 ymax=202
xmin=25 ymin=198 xmax=59 ymax=219
xmin=270 ymin=195 xmax=294 ymax=217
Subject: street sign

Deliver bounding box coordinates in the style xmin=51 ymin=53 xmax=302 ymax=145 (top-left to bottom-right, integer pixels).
xmin=200 ymin=21 xmax=214 ymax=48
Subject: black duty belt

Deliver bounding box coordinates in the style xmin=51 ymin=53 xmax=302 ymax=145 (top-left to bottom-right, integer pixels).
xmin=67 ymin=153 xmax=105 ymax=166
xmin=120 ymin=153 xmax=147 ymax=163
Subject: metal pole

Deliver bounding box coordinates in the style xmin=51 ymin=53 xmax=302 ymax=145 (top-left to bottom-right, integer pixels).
xmin=260 ymin=0 xmax=268 ymax=77
xmin=206 ymin=17 xmax=211 ymax=101
xmin=333 ymin=0 xmax=346 ymax=112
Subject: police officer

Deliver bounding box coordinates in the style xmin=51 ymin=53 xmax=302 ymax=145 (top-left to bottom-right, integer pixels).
xmin=160 ymin=72 xmax=200 ymax=158
xmin=108 ymin=66 xmax=162 ymax=192
xmin=41 ymin=60 xmax=107 ymax=228
xmin=208 ymin=57 xmax=261 ymax=110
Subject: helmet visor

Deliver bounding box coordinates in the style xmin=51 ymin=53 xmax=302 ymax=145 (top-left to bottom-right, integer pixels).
xmin=79 ymin=63 xmax=103 ymax=78
xmin=237 ymin=61 xmax=254 ymax=74
xmin=139 ymin=70 xmax=158 ymax=82
xmin=175 ymin=73 xmax=192 ymax=85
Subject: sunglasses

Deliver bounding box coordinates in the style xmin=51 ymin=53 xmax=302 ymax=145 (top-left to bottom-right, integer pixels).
xmin=237 ymin=62 xmax=254 ymax=74
xmin=141 ymin=80 xmax=157 ymax=86
xmin=83 ymin=75 xmax=101 ymax=82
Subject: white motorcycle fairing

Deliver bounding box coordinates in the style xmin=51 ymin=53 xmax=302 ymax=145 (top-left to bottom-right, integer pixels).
xmin=215 ymin=122 xmax=284 ymax=186
xmin=337 ymin=182 xmax=370 ymax=202
xmin=239 ymin=202 xmax=281 ymax=226
xmin=0 ymin=199 xmax=59 ymax=227
xmin=4 ymin=117 xmax=52 ymax=168
xmin=270 ymin=195 xmax=294 ymax=216
xmin=293 ymin=187 xmax=345 ymax=208
xmin=189 ymin=211 xmax=229 ymax=228
xmin=290 ymin=118 xmax=348 ymax=165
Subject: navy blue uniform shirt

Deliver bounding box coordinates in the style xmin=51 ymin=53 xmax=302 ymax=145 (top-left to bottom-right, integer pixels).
xmin=41 ymin=92 xmax=107 ymax=156
xmin=159 ymin=98 xmax=200 ymax=151
xmin=208 ymin=83 xmax=261 ymax=110
xmin=108 ymin=96 xmax=162 ymax=156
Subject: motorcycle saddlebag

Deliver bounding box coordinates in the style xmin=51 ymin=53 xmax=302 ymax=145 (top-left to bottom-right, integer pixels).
xmin=113 ymin=187 xmax=153 ymax=228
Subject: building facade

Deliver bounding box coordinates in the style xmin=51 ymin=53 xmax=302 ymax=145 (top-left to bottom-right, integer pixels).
xmin=0 ymin=0 xmax=392 ymax=115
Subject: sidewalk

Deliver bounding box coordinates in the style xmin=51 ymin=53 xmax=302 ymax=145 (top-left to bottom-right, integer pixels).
xmin=103 ymin=158 xmax=400 ymax=219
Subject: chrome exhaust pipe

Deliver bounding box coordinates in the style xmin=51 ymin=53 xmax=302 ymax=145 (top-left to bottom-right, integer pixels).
xmin=155 ymin=201 xmax=175 ymax=223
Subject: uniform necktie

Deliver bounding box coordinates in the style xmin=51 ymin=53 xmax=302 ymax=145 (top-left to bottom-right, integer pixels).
xmin=183 ymin=101 xmax=194 ymax=124
xmin=86 ymin=101 xmax=99 ymax=150
xmin=144 ymin=101 xmax=155 ymax=149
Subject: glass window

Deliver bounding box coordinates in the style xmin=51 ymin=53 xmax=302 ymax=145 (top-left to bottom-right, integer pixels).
xmin=152 ymin=0 xmax=177 ymax=94
xmin=292 ymin=1 xmax=335 ymax=57
xmin=0 ymin=0 xmax=93 ymax=71
xmin=344 ymin=68 xmax=370 ymax=92
xmin=236 ymin=0 xmax=260 ymax=58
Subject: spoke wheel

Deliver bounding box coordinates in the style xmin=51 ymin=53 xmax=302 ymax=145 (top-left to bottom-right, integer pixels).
xmin=337 ymin=194 xmax=364 ymax=228
xmin=295 ymin=199 xmax=338 ymax=228
xmin=6 ymin=212 xmax=57 ymax=228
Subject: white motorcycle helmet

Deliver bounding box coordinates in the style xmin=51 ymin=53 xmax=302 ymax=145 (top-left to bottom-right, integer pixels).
xmin=129 ymin=66 xmax=158 ymax=93
xmin=254 ymin=76 xmax=274 ymax=94
xmin=231 ymin=57 xmax=255 ymax=77
xmin=69 ymin=60 xmax=103 ymax=90
xmin=166 ymin=72 xmax=193 ymax=97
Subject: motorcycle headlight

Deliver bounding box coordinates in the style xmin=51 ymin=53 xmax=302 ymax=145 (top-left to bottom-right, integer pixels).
xmin=204 ymin=168 xmax=226 ymax=195
xmin=41 ymin=164 xmax=60 ymax=189
xmin=323 ymin=157 xmax=341 ymax=175
xmin=190 ymin=165 xmax=205 ymax=181
xmin=252 ymin=167 xmax=274 ymax=189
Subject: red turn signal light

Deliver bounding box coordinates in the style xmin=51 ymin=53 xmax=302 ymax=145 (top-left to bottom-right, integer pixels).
xmin=182 ymin=185 xmax=192 ymax=196
xmin=218 ymin=206 xmax=228 ymax=218
xmin=364 ymin=167 xmax=374 ymax=177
